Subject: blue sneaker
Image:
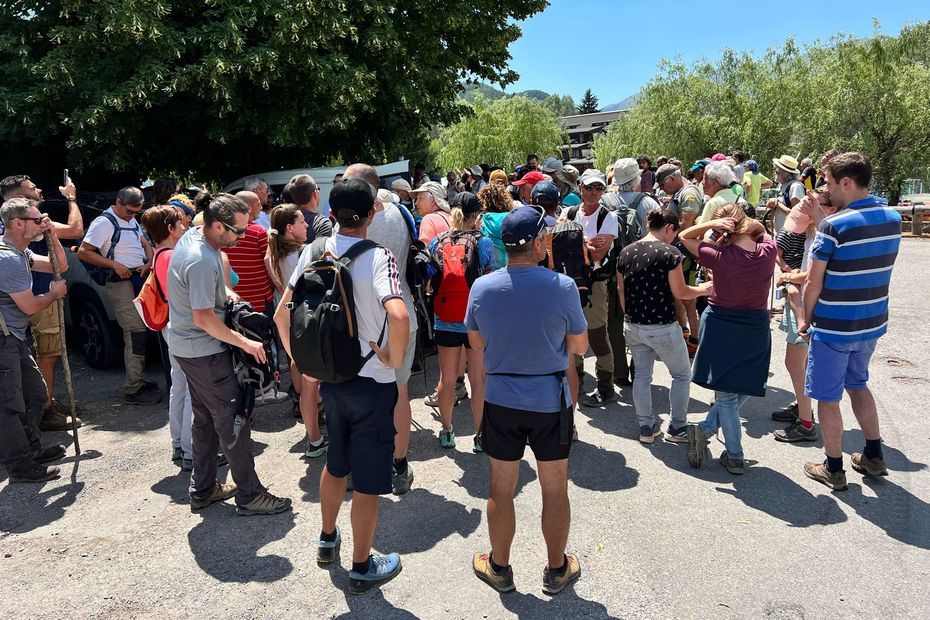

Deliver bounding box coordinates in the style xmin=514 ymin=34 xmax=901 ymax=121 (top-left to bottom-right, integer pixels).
xmin=638 ymin=422 xmax=662 ymax=444
xmin=665 ymin=424 xmax=689 ymax=443
xmin=439 ymin=427 xmax=456 ymax=449
xmin=317 ymin=526 xmax=341 ymax=565
xmin=349 ymin=553 xmax=402 ymax=594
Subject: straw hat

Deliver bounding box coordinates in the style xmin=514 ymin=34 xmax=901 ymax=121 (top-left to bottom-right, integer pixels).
xmin=772 ymin=155 xmax=800 ymax=175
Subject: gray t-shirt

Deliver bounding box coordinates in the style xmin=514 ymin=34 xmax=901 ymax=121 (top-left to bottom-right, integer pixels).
xmin=366 ymin=203 xmax=417 ymax=332
xmin=0 ymin=241 xmax=33 ymax=341
xmin=165 ymin=227 xmax=228 ymax=358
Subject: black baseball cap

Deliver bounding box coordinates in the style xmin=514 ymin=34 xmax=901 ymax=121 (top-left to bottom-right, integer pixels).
xmin=451 ymin=191 xmax=481 ymax=215
xmin=331 ymin=178 xmax=374 ymax=222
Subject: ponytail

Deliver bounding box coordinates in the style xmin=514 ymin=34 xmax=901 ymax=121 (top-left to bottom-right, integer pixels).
xmin=268 ymin=204 xmax=304 ymax=283
xmin=647 ymin=209 xmax=680 ymax=232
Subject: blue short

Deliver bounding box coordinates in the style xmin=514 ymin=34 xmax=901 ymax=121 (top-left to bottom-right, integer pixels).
xmin=320 ymin=376 xmax=398 ymax=495
xmin=805 ymin=338 xmax=877 ymax=402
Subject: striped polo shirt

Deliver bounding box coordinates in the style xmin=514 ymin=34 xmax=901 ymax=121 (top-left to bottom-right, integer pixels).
xmin=222 ymin=223 xmax=273 ymax=313
xmin=809 ymin=195 xmax=901 ymax=343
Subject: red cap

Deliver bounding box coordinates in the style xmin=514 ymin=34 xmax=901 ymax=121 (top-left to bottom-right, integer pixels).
xmin=512 ymin=170 xmax=546 ymax=186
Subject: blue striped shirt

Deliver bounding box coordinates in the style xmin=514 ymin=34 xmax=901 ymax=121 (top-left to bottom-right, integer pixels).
xmin=809 ymin=195 xmax=901 ymax=343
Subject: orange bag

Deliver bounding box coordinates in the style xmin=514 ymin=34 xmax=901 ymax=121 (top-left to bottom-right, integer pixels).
xmin=133 ymin=247 xmax=170 ymax=331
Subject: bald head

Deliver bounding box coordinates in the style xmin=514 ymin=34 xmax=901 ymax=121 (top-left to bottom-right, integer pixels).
xmin=236 ymin=190 xmax=261 ymax=220
xmin=344 ymin=163 xmax=380 ymax=189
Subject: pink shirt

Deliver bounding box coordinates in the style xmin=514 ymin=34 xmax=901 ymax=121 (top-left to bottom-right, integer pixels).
xmin=782 ymin=204 xmax=812 ymax=235
xmin=699 ymin=237 xmax=777 ymax=310
xmin=419 ymin=211 xmax=451 ymax=244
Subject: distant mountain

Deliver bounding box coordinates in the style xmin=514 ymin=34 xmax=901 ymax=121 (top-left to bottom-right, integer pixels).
xmin=600 ymin=94 xmax=639 ymax=112
xmin=459 ymin=82 xmax=552 ymax=102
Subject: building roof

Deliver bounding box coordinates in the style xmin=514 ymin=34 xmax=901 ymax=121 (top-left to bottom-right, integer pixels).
xmin=559 ymin=110 xmax=625 ymax=132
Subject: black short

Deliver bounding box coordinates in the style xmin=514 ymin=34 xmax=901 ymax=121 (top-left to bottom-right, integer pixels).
xmin=434 ymin=329 xmax=471 ymax=349
xmin=320 ymin=376 xmax=398 ymax=495
xmin=480 ymin=401 xmax=571 ymax=462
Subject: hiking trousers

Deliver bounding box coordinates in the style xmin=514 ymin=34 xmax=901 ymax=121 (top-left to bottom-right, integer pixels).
xmin=0 ymin=334 xmax=47 ymax=474
xmin=574 ymin=279 xmax=613 ymax=394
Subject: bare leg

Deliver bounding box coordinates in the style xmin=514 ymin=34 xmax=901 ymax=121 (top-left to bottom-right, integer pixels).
xmin=818 ymin=401 xmax=844 ymax=458
xmin=465 ymin=347 xmax=486 ymax=430
xmin=393 ymin=383 xmax=412 ymax=460
xmin=682 ymin=299 xmax=699 ymax=336
xmin=786 ymin=283 xmax=804 ymax=326
xmin=320 ymin=466 xmax=347 ymax=534
xmin=37 ymin=356 xmax=57 ymax=409
xmin=437 ymin=345 xmax=460 ymax=430
xmin=299 ymin=374 xmax=322 ymax=442
xmin=784 ymin=343 xmax=813 ymax=422
xmin=847 ymin=388 xmax=880 ymax=440
xmin=674 ymin=298 xmax=688 ymax=331
xmin=487 ymin=458 xmax=520 ymax=565
xmin=350 ymin=492 xmax=381 ymax=563
xmin=537 ymin=458 xmax=570 ymax=568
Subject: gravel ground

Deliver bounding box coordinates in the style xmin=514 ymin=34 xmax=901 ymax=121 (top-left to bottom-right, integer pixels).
xmin=1 ymin=239 xmax=928 ymax=620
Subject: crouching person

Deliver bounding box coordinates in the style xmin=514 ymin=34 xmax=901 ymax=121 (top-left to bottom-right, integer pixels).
xmin=166 ymin=192 xmax=291 ymax=515
xmin=278 ymin=178 xmax=409 ymax=594
xmin=466 ymin=206 xmax=589 ymax=595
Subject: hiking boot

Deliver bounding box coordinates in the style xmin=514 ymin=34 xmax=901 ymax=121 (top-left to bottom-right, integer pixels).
xmin=851 ymin=452 xmax=889 ymax=477
xmin=237 ymin=491 xmax=292 ymax=516
xmin=255 ymin=387 xmax=289 ymax=406
xmin=46 ymin=397 xmax=84 ymax=416
xmin=687 ymin=424 xmax=710 ymax=468
xmin=473 ymin=552 xmax=515 ymax=593
xmin=455 ymin=381 xmax=469 ymax=401
xmin=542 ymin=553 xmax=581 ymax=595
xmin=125 ymin=382 xmax=162 ymax=405
xmin=8 ymin=464 xmax=61 ymax=484
xmin=580 ymin=389 xmax=616 ymax=408
xmin=181 ymin=458 xmax=193 ymax=472
xmin=190 ymin=482 xmax=237 ymax=510
xmin=771 ymin=402 xmax=799 ymax=422
xmin=774 ymin=420 xmax=817 ymax=443
xmin=719 ymin=451 xmax=745 ymax=475
xmin=424 ymin=388 xmax=440 ymax=408
xmin=665 ymin=424 xmax=689 ymax=443
xmin=803 ymin=461 xmax=848 ymax=491
xmin=32 ymin=444 xmax=66 ymax=464
xmin=171 ymin=446 xmax=184 ymax=461
xmin=473 ymin=433 xmax=484 ymax=454
xmin=392 ymin=463 xmax=414 ymax=496
xmin=439 ymin=427 xmax=456 ymax=449
xmin=349 ymin=553 xmax=402 ymax=595
xmin=39 ymin=411 xmax=76 ymax=432
xmin=638 ymin=422 xmax=662 ymax=444
xmin=317 ymin=527 xmax=341 ymax=565
xmin=304 ymin=437 xmax=329 ymax=458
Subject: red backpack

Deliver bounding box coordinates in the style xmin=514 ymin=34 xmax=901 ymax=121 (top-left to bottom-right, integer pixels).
xmin=431 ymin=230 xmax=483 ymax=323
xmin=133 ymin=247 xmax=171 ymax=331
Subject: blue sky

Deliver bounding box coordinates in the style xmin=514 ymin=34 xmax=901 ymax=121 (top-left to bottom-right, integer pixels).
xmin=504 ymin=0 xmax=930 ymax=107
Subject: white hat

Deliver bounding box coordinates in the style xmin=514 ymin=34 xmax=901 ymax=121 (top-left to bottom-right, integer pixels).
xmin=611 ymin=158 xmax=640 ymax=186
xmin=409 ymin=181 xmax=450 ymax=212
xmin=391 ymin=179 xmax=412 ymax=192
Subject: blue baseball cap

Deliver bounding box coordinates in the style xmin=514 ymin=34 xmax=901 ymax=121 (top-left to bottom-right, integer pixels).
xmin=501 ymin=206 xmax=546 ymax=247
xmin=531 ymin=180 xmax=560 ymax=204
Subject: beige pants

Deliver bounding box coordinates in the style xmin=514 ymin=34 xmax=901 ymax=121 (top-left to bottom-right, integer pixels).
xmin=574 ymin=279 xmax=614 ymax=394
xmin=105 ymin=279 xmax=147 ymax=394
xmin=29 ymin=299 xmax=62 ymax=358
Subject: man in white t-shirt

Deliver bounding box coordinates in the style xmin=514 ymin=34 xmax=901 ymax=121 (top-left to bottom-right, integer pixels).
xmin=276 ymin=177 xmax=409 ymax=595
xmin=77 ymin=187 xmax=159 ymax=404
xmin=561 ymin=168 xmax=619 ymax=407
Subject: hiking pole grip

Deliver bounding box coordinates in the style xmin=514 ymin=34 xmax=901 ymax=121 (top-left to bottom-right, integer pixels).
xmin=44 ymin=231 xmax=81 ymax=455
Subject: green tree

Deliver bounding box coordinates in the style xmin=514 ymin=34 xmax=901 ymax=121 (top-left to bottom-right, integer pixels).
xmin=578 ymin=89 xmax=599 ymax=114
xmin=543 ymin=94 xmax=577 ymax=117
xmin=435 ymin=94 xmax=565 ymax=171
xmin=0 ymin=0 xmax=546 ymax=184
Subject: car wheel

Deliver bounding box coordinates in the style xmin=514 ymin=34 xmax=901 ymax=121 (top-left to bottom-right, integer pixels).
xmin=75 ymin=299 xmax=122 ymax=369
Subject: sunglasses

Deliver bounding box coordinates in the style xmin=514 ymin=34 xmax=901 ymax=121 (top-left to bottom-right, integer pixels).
xmin=14 ymin=215 xmax=46 ymax=224
xmin=583 ymin=184 xmax=606 ymax=192
xmin=222 ymin=221 xmax=248 ymax=236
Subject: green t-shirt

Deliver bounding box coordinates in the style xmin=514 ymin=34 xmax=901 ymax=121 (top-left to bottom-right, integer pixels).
xmin=742 ymin=171 xmax=772 ymax=206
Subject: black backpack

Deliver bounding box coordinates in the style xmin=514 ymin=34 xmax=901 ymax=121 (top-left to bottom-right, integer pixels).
xmin=395 ymin=202 xmax=438 ymax=344
xmin=288 ymin=237 xmax=386 ymax=384
xmin=566 ymin=197 xmax=643 ymax=281
xmin=541 ymin=219 xmax=594 ymax=306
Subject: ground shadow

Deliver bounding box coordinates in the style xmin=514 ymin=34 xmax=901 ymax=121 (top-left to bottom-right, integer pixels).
xmin=835 ymin=476 xmax=930 ymax=549
xmin=741 ymin=385 xmax=805 ymax=439
xmin=187 ymin=507 xmax=295 ymax=582
xmin=498 ymin=587 xmax=620 ymax=619
xmin=250 ymin=403 xmax=299 ymax=433
xmin=448 ymin=448 xmax=538 ymax=499
xmin=326 ymin=566 xmax=418 ymax=619
xmin=150 ymin=473 xmax=191 ymax=505
xmin=376 ymin=487 xmax=482 ymax=555
xmin=843 ymin=429 xmax=926 ymax=473
xmin=0 ymin=477 xmax=86 ymax=534
xmin=569 ymin=440 xmax=639 ymax=492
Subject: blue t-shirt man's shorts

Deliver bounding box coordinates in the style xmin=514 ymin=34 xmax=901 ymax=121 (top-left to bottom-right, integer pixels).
xmin=465 ymin=266 xmax=587 ymax=413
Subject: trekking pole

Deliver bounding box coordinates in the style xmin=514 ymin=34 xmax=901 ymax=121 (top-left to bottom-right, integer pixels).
xmin=44 ymin=231 xmax=81 ymax=455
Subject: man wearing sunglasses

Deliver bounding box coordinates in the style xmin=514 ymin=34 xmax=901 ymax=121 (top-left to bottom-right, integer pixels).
xmin=78 ymin=186 xmax=159 ymax=405
xmin=0 ymin=197 xmax=70 ymax=483
xmin=561 ymin=168 xmax=620 ymax=407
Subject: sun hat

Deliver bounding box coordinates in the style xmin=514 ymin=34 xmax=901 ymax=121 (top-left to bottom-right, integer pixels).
xmin=772 ymin=155 xmax=800 ymax=175
xmin=579 ymin=168 xmax=608 ymax=188
xmin=611 ymin=158 xmax=640 ymax=186
xmin=391 ymin=179 xmax=412 ymax=192
xmin=501 ymin=206 xmax=547 ymax=247
xmin=513 ymin=170 xmax=545 ymax=187
xmin=409 ymin=180 xmax=450 ymax=212
xmin=377 ymin=188 xmax=400 ymax=203
xmin=655 ymin=163 xmax=680 ymax=186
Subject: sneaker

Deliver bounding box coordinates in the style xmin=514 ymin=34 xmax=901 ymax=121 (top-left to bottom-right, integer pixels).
xmin=665 ymin=424 xmax=689 ymax=443
xmin=171 ymin=446 xmax=184 ymax=461
xmin=774 ymin=420 xmax=817 ymax=443
xmin=687 ymin=424 xmax=710 ymax=468
xmin=349 ymin=553 xmax=402 ymax=595
xmin=719 ymin=451 xmax=745 ymax=475
xmin=455 ymin=381 xmax=469 ymax=401
xmin=8 ymin=464 xmax=61 ymax=483
xmin=542 ymin=553 xmax=581 ymax=595
xmin=771 ymin=402 xmax=799 ymax=422
xmin=190 ymin=482 xmax=237 ymax=510
xmin=803 ymin=461 xmax=848 ymax=491
xmin=39 ymin=411 xmax=76 ymax=432
xmin=638 ymin=423 xmax=662 ymax=444
xmin=304 ymin=437 xmax=330 ymax=458
xmin=473 ymin=433 xmax=484 ymax=454
xmin=472 ymin=552 xmax=515 ymax=593
xmin=237 ymin=491 xmax=292 ymax=516
xmin=32 ymin=444 xmax=66 ymax=464
xmin=181 ymin=458 xmax=193 ymax=472
xmin=424 ymin=388 xmax=440 ymax=408
xmin=255 ymin=387 xmax=289 ymax=406
xmin=124 ymin=385 xmax=162 ymax=405
xmin=317 ymin=527 xmax=341 ymax=564
xmin=580 ymin=390 xmax=616 ymax=407
xmin=850 ymin=452 xmax=889 ymax=477
xmin=439 ymin=427 xmax=456 ymax=449
xmin=392 ymin=463 xmax=414 ymax=495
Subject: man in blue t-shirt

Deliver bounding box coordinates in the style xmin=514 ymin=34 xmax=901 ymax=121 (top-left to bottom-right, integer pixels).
xmin=798 ymin=152 xmax=901 ymax=492
xmin=465 ymin=206 xmax=588 ymax=596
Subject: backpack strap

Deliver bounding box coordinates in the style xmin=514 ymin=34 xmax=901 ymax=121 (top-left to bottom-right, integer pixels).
xmin=0 ymin=242 xmax=22 ymax=336
xmin=629 ymin=193 xmax=648 ymax=211
xmin=338 ymin=238 xmax=380 ymax=264
xmin=99 ymin=211 xmax=122 ymax=260
xmin=596 ymin=207 xmax=607 ymax=233
xmin=395 ymin=202 xmax=418 ymax=243
xmin=151 ymin=247 xmax=171 ymax=302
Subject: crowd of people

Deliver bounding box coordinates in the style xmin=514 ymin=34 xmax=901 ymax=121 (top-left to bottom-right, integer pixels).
xmin=0 ymin=147 xmax=902 ymax=595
